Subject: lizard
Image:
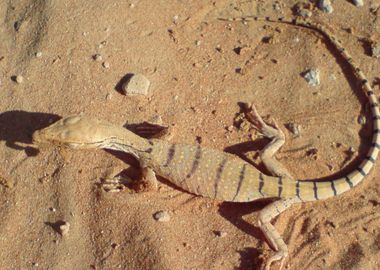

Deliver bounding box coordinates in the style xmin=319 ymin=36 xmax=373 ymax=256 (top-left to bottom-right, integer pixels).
xmin=31 ymin=16 xmax=380 ymax=270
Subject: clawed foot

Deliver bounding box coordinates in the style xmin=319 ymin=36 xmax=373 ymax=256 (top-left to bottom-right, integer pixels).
xmin=261 ymin=251 xmax=286 ymax=270
xmin=101 ymin=175 xmax=135 ymax=193
xmin=243 ymin=102 xmax=284 ymax=139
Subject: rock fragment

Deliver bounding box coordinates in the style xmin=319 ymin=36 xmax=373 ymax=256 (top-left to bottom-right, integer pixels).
xmin=318 ymin=0 xmax=333 ymax=13
xmin=352 ymin=0 xmax=364 ymax=7
xmin=102 ymin=61 xmax=110 ymax=68
xmin=35 ymin=52 xmax=42 ymax=58
xmin=153 ymin=210 xmax=170 ymax=222
xmin=371 ymin=42 xmax=380 ymax=58
xmin=13 ymin=75 xmax=24 ymax=84
xmin=303 ymin=69 xmax=320 ymax=86
xmin=286 ymin=123 xmax=301 ymax=136
xmin=214 ymin=231 xmax=227 ymax=238
xmin=59 ymin=221 xmax=70 ymax=235
xmin=122 ymin=73 xmax=151 ymax=96
xmin=93 ymin=54 xmax=102 ymax=61
xmin=358 ymin=115 xmax=366 ymax=125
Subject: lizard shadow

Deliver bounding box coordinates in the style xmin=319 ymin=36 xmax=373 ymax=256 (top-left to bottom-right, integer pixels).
xmin=0 ymin=110 xmax=61 ymax=156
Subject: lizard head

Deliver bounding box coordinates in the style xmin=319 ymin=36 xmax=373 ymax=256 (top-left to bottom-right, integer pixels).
xmin=32 ymin=115 xmax=118 ymax=149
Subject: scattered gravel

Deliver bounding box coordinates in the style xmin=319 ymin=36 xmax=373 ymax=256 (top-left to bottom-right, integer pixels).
xmin=59 ymin=221 xmax=70 ymax=235
xmin=153 ymin=210 xmax=170 ymax=222
xmin=93 ymin=54 xmax=102 ymax=61
xmin=298 ymin=9 xmax=313 ymax=18
xmin=122 ymin=73 xmax=151 ymax=96
xmin=371 ymin=42 xmax=380 ymax=58
xmin=318 ymin=0 xmax=333 ymax=13
xmin=286 ymin=123 xmax=301 ymax=136
xmin=358 ymin=115 xmax=366 ymax=125
xmin=102 ymin=61 xmax=110 ymax=68
xmin=352 ymin=0 xmax=364 ymax=7
xmin=15 ymin=75 xmax=24 ymax=84
xmin=303 ymin=68 xmax=320 ymax=86
xmin=214 ymin=231 xmax=227 ymax=238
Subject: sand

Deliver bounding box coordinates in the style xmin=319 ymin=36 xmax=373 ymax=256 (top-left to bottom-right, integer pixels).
xmin=0 ymin=1 xmax=379 ymax=269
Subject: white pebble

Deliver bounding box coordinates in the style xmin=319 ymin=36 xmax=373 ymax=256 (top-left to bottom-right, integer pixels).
xmin=153 ymin=210 xmax=170 ymax=222
xmin=59 ymin=221 xmax=70 ymax=235
xmin=358 ymin=115 xmax=366 ymax=125
xmin=102 ymin=61 xmax=110 ymax=69
xmin=35 ymin=52 xmax=42 ymax=58
xmin=286 ymin=123 xmax=301 ymax=136
xmin=93 ymin=54 xmax=102 ymax=61
xmin=318 ymin=0 xmax=333 ymax=13
xmin=215 ymin=231 xmax=227 ymax=238
xmin=371 ymin=43 xmax=380 ymax=58
xmin=352 ymin=0 xmax=364 ymax=7
xmin=303 ymin=69 xmax=320 ymax=86
xmin=122 ymin=73 xmax=151 ymax=96
xmin=15 ymin=75 xmax=24 ymax=84
xmin=298 ymin=9 xmax=313 ymax=18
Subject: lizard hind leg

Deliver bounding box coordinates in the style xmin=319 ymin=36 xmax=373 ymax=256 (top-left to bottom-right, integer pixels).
xmin=244 ymin=102 xmax=297 ymax=269
xmin=258 ymin=198 xmax=298 ymax=270
xmin=244 ymin=102 xmax=293 ymax=179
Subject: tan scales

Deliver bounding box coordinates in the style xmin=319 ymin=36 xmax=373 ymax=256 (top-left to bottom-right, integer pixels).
xmin=32 ymin=16 xmax=380 ymax=270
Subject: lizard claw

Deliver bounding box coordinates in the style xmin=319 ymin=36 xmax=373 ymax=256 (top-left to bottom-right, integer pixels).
xmin=101 ymin=175 xmax=134 ymax=193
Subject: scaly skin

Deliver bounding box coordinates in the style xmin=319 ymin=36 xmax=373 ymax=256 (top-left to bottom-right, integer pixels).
xmin=32 ymin=16 xmax=380 ymax=270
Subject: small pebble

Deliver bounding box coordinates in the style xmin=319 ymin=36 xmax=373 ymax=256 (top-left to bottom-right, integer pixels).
xmin=371 ymin=42 xmax=380 ymax=58
xmin=286 ymin=123 xmax=301 ymax=136
xmin=352 ymin=0 xmax=364 ymax=7
xmin=102 ymin=61 xmax=110 ymax=69
xmin=153 ymin=210 xmax=170 ymax=222
xmin=215 ymin=231 xmax=227 ymax=238
xmin=195 ymin=40 xmax=201 ymax=46
xmin=318 ymin=0 xmax=333 ymax=13
xmin=59 ymin=221 xmax=70 ymax=235
xmin=298 ymin=9 xmax=313 ymax=18
xmin=148 ymin=115 xmax=163 ymax=125
xmin=32 ymin=262 xmax=39 ymax=267
xmin=303 ymin=69 xmax=320 ymax=86
xmin=35 ymin=52 xmax=42 ymax=58
xmin=358 ymin=115 xmax=366 ymax=125
xmin=93 ymin=54 xmax=102 ymax=61
xmin=15 ymin=75 xmax=24 ymax=84
xmin=122 ymin=73 xmax=150 ymax=96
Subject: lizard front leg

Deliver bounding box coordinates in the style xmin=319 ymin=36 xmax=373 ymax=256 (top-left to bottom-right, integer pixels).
xmin=102 ymin=165 xmax=158 ymax=193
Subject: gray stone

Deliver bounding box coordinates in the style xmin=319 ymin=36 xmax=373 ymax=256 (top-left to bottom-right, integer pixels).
xmin=122 ymin=74 xmax=151 ymax=96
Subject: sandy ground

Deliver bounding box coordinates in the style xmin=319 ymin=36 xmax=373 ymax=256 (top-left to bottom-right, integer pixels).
xmin=1 ymin=0 xmax=380 ymax=269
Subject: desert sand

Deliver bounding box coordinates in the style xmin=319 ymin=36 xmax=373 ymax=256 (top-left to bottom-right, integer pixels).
xmin=1 ymin=1 xmax=380 ymax=269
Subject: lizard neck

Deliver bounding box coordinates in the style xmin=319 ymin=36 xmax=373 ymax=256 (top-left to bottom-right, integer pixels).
xmin=98 ymin=130 xmax=152 ymax=158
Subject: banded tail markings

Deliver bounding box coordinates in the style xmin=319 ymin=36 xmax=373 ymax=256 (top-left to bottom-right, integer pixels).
xmin=356 ymin=167 xmax=366 ymax=177
xmin=232 ymin=163 xmax=247 ymax=201
xmin=164 ymin=144 xmax=176 ymax=167
xmin=258 ymin=173 xmax=265 ymax=197
xmin=213 ymin=158 xmax=227 ymax=199
xmin=186 ymin=144 xmax=202 ymax=179
xmin=277 ymin=177 xmax=283 ymax=197
xmin=345 ymin=176 xmax=354 ymax=188
xmin=366 ymin=155 xmax=375 ymax=163
xmin=313 ymin=181 xmax=319 ymax=200
xmin=295 ymin=180 xmax=301 ymax=200
xmin=330 ymin=181 xmax=337 ymax=196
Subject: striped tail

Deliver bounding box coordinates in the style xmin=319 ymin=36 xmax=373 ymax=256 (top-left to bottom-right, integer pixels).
xmin=220 ymin=16 xmax=380 ymax=202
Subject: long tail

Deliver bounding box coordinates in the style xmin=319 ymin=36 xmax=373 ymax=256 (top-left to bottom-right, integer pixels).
xmin=220 ymin=16 xmax=380 ymax=202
